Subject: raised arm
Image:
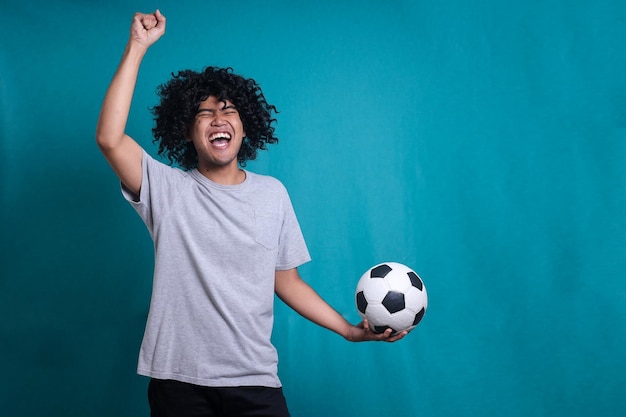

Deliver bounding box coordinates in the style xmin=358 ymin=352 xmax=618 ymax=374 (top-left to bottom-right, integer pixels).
xmin=274 ymin=268 xmax=407 ymax=342
xmin=96 ymin=10 xmax=166 ymax=196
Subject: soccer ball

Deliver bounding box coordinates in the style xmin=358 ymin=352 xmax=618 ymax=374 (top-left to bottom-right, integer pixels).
xmin=355 ymin=262 xmax=428 ymax=334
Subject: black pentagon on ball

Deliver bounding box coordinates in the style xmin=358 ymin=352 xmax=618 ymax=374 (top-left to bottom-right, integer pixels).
xmin=370 ymin=264 xmax=392 ymax=279
xmin=381 ymin=290 xmax=405 ymax=313
xmin=407 ymin=271 xmax=423 ymax=291
xmin=372 ymin=325 xmax=396 ymax=334
xmin=413 ymin=307 xmax=426 ymax=326
xmin=356 ymin=291 xmax=368 ymax=314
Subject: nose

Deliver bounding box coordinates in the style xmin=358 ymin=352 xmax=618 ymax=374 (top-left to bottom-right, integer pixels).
xmin=211 ymin=114 xmax=226 ymax=126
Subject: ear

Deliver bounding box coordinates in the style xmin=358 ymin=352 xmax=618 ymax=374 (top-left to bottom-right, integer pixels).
xmin=183 ymin=125 xmax=192 ymax=142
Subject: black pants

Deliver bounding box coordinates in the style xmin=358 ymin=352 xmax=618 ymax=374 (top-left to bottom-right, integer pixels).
xmin=148 ymin=379 xmax=291 ymax=417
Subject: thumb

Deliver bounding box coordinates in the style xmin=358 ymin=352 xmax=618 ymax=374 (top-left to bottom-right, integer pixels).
xmin=154 ymin=9 xmax=166 ymax=27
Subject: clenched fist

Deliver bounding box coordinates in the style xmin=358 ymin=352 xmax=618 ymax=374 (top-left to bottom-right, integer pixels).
xmin=129 ymin=9 xmax=166 ymax=48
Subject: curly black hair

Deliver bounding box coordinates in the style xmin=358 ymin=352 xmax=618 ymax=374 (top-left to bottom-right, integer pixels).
xmin=150 ymin=67 xmax=278 ymax=170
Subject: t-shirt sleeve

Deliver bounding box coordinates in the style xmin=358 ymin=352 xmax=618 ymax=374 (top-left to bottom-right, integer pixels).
xmin=121 ymin=150 xmax=186 ymax=232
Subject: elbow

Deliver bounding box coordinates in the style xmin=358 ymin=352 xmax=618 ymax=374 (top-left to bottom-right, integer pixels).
xmin=95 ymin=128 xmax=120 ymax=153
xmin=95 ymin=126 xmax=109 ymax=149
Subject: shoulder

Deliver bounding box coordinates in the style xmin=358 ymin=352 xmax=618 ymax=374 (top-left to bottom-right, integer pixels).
xmin=245 ymin=171 xmax=288 ymax=193
xmin=144 ymin=151 xmax=190 ymax=178
xmin=142 ymin=151 xmax=193 ymax=196
xmin=244 ymin=171 xmax=294 ymax=212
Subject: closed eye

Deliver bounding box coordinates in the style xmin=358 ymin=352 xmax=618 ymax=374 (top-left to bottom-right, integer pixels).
xmin=195 ymin=107 xmax=238 ymax=117
xmin=222 ymin=105 xmax=238 ymax=115
xmin=196 ymin=109 xmax=215 ymax=118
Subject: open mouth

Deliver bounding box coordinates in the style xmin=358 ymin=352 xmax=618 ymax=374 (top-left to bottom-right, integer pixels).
xmin=209 ymin=132 xmax=232 ymax=146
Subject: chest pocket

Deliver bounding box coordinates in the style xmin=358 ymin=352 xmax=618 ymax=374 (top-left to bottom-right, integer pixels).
xmin=254 ymin=210 xmax=281 ymax=250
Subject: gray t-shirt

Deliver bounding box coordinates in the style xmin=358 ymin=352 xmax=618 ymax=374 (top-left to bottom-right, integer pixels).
xmin=123 ymin=151 xmax=311 ymax=387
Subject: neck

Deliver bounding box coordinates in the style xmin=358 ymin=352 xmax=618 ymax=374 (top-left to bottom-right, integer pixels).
xmin=197 ymin=164 xmax=246 ymax=185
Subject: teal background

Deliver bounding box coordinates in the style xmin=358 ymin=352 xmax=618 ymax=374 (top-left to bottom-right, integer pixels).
xmin=1 ymin=0 xmax=625 ymax=416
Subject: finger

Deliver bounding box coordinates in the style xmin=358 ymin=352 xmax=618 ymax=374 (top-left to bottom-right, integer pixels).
xmin=362 ymin=319 xmax=370 ymax=331
xmin=155 ymin=9 xmax=166 ymax=26
xmin=385 ymin=330 xmax=408 ymax=342
xmin=132 ymin=13 xmax=144 ymax=28
xmin=143 ymin=16 xmax=157 ymax=30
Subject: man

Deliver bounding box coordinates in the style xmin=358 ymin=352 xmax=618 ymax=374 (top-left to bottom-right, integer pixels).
xmin=96 ymin=10 xmax=406 ymax=417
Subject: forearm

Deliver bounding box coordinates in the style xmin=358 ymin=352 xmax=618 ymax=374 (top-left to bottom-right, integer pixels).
xmin=275 ymin=269 xmax=352 ymax=339
xmin=96 ymin=43 xmax=147 ymax=150
xmin=275 ymin=268 xmax=408 ymax=343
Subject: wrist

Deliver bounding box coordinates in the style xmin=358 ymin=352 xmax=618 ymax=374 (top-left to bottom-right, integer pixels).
xmin=343 ymin=323 xmax=359 ymax=342
xmin=123 ymin=41 xmax=149 ymax=62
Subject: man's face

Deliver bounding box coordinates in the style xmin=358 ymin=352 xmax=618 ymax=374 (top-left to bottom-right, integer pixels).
xmin=187 ymin=96 xmax=246 ymax=172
